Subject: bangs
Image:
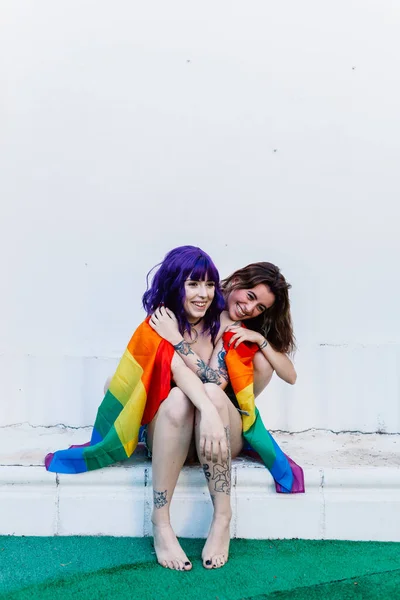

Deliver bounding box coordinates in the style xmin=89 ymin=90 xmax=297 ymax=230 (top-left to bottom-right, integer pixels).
xmin=189 ymin=256 xmax=220 ymax=283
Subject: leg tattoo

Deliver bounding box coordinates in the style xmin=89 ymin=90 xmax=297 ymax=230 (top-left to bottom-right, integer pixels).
xmin=202 ymin=427 xmax=232 ymax=497
xmin=212 ymin=461 xmax=231 ymax=494
xmin=153 ymin=489 xmax=168 ymax=509
xmin=203 ymin=464 xmax=211 ymax=482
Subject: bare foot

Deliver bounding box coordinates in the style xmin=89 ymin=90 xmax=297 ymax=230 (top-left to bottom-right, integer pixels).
xmin=152 ymin=521 xmax=192 ymax=571
xmin=202 ymin=514 xmax=231 ymax=569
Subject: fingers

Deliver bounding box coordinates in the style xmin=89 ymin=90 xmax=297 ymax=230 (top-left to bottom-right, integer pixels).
xmin=199 ymin=435 xmax=206 ymax=458
xmin=202 ymin=438 xmax=223 ymax=463
xmin=152 ymin=306 xmax=166 ymax=321
xmin=228 ymin=333 xmax=242 ymax=348
xmin=219 ymin=438 xmax=228 ymax=463
xmin=211 ymin=440 xmax=219 ymax=464
xmin=165 ymin=307 xmax=176 ymax=321
xmin=204 ymin=439 xmax=212 ymax=462
xmin=209 ymin=438 xmax=228 ymax=463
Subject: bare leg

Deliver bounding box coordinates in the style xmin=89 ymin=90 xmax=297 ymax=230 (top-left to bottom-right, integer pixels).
xmin=195 ymin=383 xmax=243 ymax=569
xmin=147 ymin=388 xmax=195 ymax=571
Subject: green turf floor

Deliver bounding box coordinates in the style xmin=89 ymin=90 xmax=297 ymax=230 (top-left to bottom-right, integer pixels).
xmin=0 ymin=537 xmax=399 ymax=600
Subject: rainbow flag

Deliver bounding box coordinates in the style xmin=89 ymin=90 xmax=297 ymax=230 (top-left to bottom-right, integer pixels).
xmin=45 ymin=322 xmax=304 ymax=493
xmin=224 ymin=332 xmax=305 ymax=493
xmin=45 ymin=321 xmax=174 ymax=474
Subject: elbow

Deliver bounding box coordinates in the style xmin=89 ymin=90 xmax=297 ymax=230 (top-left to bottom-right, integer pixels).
xmin=288 ymin=371 xmax=297 ymax=385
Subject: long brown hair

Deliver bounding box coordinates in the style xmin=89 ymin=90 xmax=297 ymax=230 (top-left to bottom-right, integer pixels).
xmin=221 ymin=262 xmax=296 ymax=354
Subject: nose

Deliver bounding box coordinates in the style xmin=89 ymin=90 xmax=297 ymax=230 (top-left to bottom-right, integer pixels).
xmin=247 ymin=300 xmax=257 ymax=314
xmin=197 ymin=282 xmax=207 ymax=297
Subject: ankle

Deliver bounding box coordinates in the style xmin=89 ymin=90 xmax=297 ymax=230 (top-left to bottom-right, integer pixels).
xmin=212 ymin=509 xmax=232 ymax=524
xmin=151 ymin=512 xmax=171 ymax=527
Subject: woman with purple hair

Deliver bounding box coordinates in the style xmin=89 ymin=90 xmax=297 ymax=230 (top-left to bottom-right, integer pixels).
xmin=141 ymin=245 xmax=236 ymax=572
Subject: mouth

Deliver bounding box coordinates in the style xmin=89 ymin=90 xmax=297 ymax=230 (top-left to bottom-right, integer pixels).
xmin=236 ymin=303 xmax=248 ymax=318
xmin=192 ymin=302 xmax=207 ymax=310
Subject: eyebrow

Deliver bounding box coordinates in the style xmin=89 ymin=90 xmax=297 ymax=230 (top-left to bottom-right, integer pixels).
xmin=187 ymin=279 xmax=214 ymax=282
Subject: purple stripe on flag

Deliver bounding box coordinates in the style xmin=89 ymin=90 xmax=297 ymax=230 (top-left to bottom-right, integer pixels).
xmin=275 ymin=454 xmax=305 ymax=493
xmin=44 ymin=452 xmax=54 ymax=470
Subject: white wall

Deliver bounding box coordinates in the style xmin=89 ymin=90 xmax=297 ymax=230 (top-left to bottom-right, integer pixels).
xmin=1 ymin=0 xmax=400 ymax=432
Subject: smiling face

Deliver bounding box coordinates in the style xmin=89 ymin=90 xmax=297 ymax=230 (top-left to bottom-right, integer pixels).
xmin=183 ymin=277 xmax=216 ymax=323
xmin=226 ymin=283 xmax=275 ymax=321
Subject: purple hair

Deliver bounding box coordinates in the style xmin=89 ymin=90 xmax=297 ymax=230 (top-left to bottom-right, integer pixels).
xmin=142 ymin=246 xmax=224 ymax=343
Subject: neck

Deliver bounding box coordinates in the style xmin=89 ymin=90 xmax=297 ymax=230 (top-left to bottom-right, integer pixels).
xmin=188 ymin=317 xmax=203 ymax=327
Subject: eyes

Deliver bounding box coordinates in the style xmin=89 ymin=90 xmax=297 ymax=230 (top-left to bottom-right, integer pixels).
xmin=247 ymin=292 xmax=266 ymax=313
xmin=187 ymin=280 xmax=215 ymax=288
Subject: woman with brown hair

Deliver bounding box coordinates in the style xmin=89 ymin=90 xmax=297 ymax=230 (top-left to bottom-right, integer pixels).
xmin=220 ymin=261 xmax=297 ymax=395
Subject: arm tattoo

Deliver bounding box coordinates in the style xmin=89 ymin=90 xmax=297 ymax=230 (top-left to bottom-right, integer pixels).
xmin=196 ymin=359 xmax=221 ymax=384
xmin=173 ymin=340 xmax=194 ymax=356
xmin=153 ymin=489 xmax=168 ymax=509
xmin=217 ymin=348 xmax=228 ymax=381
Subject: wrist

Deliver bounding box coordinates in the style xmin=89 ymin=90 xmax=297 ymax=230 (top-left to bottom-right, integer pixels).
xmin=200 ymin=401 xmax=217 ymax=414
xmin=258 ymin=337 xmax=268 ymax=350
xmin=172 ymin=337 xmax=185 ymax=348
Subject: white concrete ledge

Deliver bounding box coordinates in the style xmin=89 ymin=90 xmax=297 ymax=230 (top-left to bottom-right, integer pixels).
xmin=1 ymin=425 xmax=399 ymax=541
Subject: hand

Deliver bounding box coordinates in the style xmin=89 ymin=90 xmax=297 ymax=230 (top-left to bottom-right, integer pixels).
xmin=149 ymin=306 xmax=182 ymax=345
xmin=226 ymin=324 xmax=265 ymax=349
xmin=198 ymin=406 xmax=228 ymax=463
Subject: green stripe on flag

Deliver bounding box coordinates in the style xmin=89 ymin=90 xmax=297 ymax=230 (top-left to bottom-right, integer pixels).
xmin=83 ymin=426 xmax=128 ymax=470
xmin=93 ymin=391 xmax=124 ymax=439
xmin=243 ymin=408 xmax=276 ymax=469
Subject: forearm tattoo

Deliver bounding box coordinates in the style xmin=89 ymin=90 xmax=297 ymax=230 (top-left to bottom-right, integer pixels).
xmin=153 ymin=489 xmax=168 ymax=509
xmin=217 ymin=348 xmax=228 ymax=382
xmin=173 ymin=340 xmax=194 ymax=356
xmin=196 ymin=359 xmax=221 ymax=384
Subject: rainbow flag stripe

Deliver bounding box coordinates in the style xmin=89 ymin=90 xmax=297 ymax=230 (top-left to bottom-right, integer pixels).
xmin=224 ymin=332 xmax=305 ymax=493
xmin=45 ymin=321 xmax=174 ymax=474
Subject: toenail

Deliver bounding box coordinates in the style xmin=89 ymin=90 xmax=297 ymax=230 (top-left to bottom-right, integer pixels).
xmin=185 ymin=561 xmax=190 ymax=566
xmin=206 ymin=560 xmax=211 ymax=565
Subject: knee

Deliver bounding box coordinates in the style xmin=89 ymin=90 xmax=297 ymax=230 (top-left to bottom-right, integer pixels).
xmin=203 ymin=383 xmax=228 ymax=413
xmin=161 ymin=388 xmax=194 ymax=427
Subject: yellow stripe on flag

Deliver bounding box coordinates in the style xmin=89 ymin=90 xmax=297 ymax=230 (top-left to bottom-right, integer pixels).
xmin=236 ymin=383 xmax=256 ymax=431
xmin=114 ymin=377 xmax=147 ymax=457
xmin=109 ymin=349 xmax=144 ymax=407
